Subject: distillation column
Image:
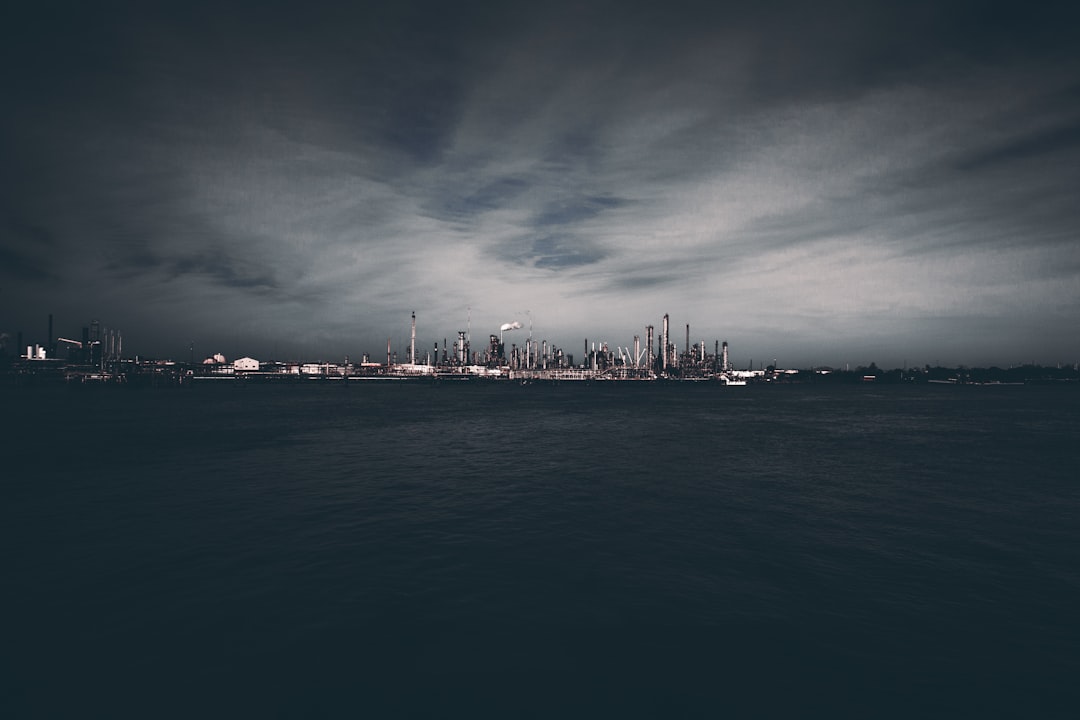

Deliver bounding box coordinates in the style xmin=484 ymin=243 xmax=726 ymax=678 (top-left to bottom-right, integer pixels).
xmin=662 ymin=314 xmax=670 ymax=372
xmin=646 ymin=325 xmax=654 ymax=370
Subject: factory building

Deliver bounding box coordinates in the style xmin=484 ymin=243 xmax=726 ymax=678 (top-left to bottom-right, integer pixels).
xmin=233 ymin=357 xmax=260 ymax=372
xmin=5 ymin=308 xmax=752 ymax=385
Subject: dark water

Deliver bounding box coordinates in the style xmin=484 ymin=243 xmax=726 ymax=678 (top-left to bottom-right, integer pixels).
xmin=6 ymin=382 xmax=1080 ymax=717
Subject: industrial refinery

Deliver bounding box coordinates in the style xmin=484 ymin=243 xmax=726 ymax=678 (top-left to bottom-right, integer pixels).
xmin=2 ymin=310 xmax=758 ymax=385
xmin=5 ymin=309 xmax=1076 ymax=386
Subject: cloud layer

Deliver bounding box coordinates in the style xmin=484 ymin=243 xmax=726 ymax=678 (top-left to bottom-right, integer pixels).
xmin=3 ymin=1 xmax=1079 ymax=366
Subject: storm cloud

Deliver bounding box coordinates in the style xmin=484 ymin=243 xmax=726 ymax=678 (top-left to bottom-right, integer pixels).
xmin=2 ymin=0 xmax=1078 ymax=366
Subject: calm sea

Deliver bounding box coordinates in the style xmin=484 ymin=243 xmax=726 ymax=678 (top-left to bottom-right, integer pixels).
xmin=6 ymin=381 xmax=1079 ymax=717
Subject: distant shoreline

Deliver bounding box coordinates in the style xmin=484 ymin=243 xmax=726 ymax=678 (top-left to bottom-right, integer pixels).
xmin=3 ymin=358 xmax=1077 ymax=389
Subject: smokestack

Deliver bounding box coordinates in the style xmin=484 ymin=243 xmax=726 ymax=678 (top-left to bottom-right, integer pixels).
xmin=646 ymin=326 xmax=654 ymax=369
xmin=685 ymin=324 xmax=690 ymax=367
xmin=662 ymin=314 xmax=669 ymax=371
xmin=410 ymin=311 xmax=416 ymax=365
xmin=499 ymin=321 xmax=522 ymax=345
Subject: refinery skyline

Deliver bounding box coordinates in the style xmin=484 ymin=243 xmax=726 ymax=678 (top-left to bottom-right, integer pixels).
xmin=3 ymin=2 xmax=1079 ymax=368
xmin=4 ymin=306 xmax=1076 ymax=373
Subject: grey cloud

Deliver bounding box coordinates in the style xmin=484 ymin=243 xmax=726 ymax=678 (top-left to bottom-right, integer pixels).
xmin=0 ymin=245 xmax=56 ymax=282
xmin=105 ymin=248 xmax=279 ymax=293
xmin=603 ymin=272 xmax=686 ymax=292
xmin=0 ymin=218 xmax=60 ymax=281
xmin=104 ymin=251 xmax=162 ymax=277
xmin=740 ymin=200 xmax=876 ymax=250
xmin=495 ymin=232 xmax=608 ymax=270
xmin=955 ymin=123 xmax=1080 ymax=173
xmin=3 ymin=218 xmax=57 ymax=249
xmin=542 ymin=128 xmax=608 ymax=169
xmin=168 ymin=252 xmax=279 ymax=292
xmin=531 ymin=195 xmax=629 ymax=227
xmin=433 ymin=177 xmax=530 ymax=221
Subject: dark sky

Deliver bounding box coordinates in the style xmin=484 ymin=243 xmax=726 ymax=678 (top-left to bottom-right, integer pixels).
xmin=3 ymin=0 xmax=1079 ymax=367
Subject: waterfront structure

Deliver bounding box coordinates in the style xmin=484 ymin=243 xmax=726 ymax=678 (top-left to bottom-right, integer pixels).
xmin=3 ymin=309 xmax=762 ymax=384
xmin=662 ymin=314 xmax=670 ymax=372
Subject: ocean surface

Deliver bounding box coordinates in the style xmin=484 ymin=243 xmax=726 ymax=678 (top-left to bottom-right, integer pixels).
xmin=6 ymin=381 xmax=1079 ymax=717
